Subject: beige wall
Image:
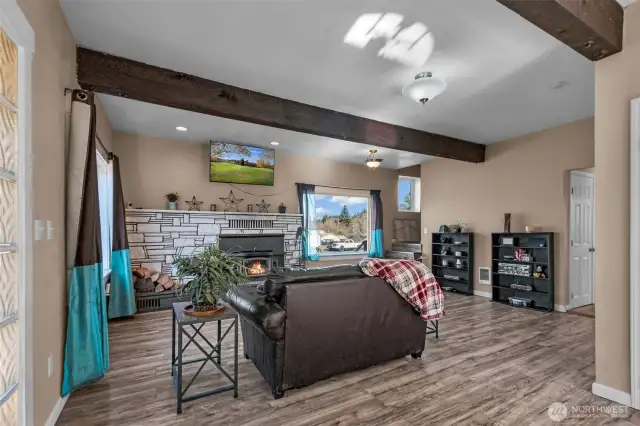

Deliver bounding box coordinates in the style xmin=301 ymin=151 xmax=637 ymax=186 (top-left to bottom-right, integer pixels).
xmin=17 ymin=0 xmax=75 ymax=424
xmin=594 ymin=1 xmax=640 ymax=394
xmin=420 ymin=117 xmax=594 ymax=304
xmin=114 ymin=132 xmax=412 ymax=255
xmin=15 ymin=0 xmax=114 ymax=424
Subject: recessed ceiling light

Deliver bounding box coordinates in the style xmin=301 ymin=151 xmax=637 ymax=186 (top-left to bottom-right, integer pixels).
xmin=270 ymin=141 xmax=280 ymax=146
xmin=176 ymin=126 xmax=188 ymax=131
xmin=550 ymin=81 xmax=569 ymax=90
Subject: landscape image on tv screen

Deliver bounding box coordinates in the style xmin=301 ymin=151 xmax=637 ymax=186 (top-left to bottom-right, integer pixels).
xmin=209 ymin=141 xmax=275 ymax=186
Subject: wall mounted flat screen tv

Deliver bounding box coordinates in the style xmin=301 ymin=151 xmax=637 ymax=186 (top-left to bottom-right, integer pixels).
xmin=209 ymin=141 xmax=275 ymax=186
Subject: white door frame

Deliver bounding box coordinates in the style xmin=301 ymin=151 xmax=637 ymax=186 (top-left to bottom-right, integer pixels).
xmin=0 ymin=1 xmax=35 ymax=425
xmin=631 ymin=98 xmax=640 ymax=410
xmin=568 ymin=170 xmax=595 ymax=310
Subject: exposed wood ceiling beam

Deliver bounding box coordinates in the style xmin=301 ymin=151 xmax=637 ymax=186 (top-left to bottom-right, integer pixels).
xmin=497 ymin=0 xmax=624 ymax=61
xmin=76 ymin=47 xmax=486 ymax=163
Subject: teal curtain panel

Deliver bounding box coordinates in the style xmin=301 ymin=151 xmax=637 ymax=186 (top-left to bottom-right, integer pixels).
xmin=296 ymin=183 xmax=320 ymax=261
xmin=369 ymin=190 xmax=384 ymax=257
xmin=108 ymin=155 xmax=136 ymax=318
xmin=62 ymin=90 xmax=109 ymax=396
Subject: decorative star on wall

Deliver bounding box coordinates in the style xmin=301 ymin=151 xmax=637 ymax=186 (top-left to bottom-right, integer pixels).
xmin=256 ymin=199 xmax=271 ymax=213
xmin=186 ymin=196 xmax=203 ymax=211
xmin=220 ymin=190 xmax=243 ymax=212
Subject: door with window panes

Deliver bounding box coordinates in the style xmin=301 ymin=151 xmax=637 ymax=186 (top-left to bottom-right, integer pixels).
xmin=0 ymin=26 xmax=20 ymax=425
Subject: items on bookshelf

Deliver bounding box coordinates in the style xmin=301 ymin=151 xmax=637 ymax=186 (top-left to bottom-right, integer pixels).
xmin=515 ymin=248 xmax=533 ymax=262
xmin=449 ymin=220 xmax=467 ymax=233
xmin=510 ymin=283 xmax=533 ymax=291
xmin=533 ymin=265 xmax=547 ymax=279
xmin=504 ymin=213 xmax=511 ymax=233
xmin=439 ymin=225 xmax=449 ymax=233
xmin=432 ymin=232 xmax=474 ymax=295
xmin=492 ymin=232 xmax=554 ymax=312
xmin=508 ymin=297 xmax=532 ymax=308
xmin=498 ymin=262 xmax=531 ymax=277
xmin=501 ymin=236 xmax=515 ymax=246
xmin=525 ymin=225 xmax=539 ymax=233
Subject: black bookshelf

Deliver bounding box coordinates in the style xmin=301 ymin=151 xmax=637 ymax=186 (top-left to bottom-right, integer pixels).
xmin=431 ymin=232 xmax=474 ymax=295
xmin=491 ymin=232 xmax=554 ymax=312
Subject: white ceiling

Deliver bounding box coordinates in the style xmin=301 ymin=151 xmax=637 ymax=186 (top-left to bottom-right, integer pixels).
xmin=98 ymin=94 xmax=432 ymax=169
xmin=617 ymin=0 xmax=637 ymax=7
xmin=61 ymin=0 xmax=595 ymax=167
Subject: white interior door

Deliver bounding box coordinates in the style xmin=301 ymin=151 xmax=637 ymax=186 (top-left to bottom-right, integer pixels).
xmin=569 ymin=171 xmax=595 ymax=309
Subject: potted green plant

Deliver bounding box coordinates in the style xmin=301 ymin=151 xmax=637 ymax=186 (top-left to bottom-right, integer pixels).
xmin=278 ymin=202 xmax=286 ymax=214
xmin=173 ymin=245 xmax=249 ymax=312
xmin=450 ymin=220 xmax=467 ymax=233
xmin=166 ymin=192 xmax=180 ymax=210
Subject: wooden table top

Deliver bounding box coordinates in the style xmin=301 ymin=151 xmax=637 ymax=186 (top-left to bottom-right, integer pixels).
xmin=172 ymin=301 xmax=237 ymax=325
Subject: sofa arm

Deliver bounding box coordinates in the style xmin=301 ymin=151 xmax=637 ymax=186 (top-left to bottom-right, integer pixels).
xmin=226 ymin=285 xmax=286 ymax=341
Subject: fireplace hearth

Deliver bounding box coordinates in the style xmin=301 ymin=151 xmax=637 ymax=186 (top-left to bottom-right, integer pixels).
xmin=237 ymin=250 xmax=274 ymax=277
xmin=219 ymin=235 xmax=285 ymax=278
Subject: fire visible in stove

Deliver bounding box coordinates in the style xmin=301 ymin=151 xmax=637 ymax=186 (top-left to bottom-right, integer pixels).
xmin=247 ymin=259 xmax=269 ymax=275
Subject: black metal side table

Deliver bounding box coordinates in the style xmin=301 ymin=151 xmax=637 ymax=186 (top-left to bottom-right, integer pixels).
xmin=171 ymin=301 xmax=238 ymax=414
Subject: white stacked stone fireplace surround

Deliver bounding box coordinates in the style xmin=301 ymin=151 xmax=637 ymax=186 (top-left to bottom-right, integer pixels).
xmin=125 ymin=209 xmax=303 ymax=277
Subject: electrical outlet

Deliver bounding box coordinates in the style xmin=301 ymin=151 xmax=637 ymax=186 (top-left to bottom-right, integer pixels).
xmin=34 ymin=220 xmax=45 ymax=241
xmin=47 ymin=354 xmax=53 ymax=378
xmin=423 ymin=227 xmax=429 ymax=234
xmin=46 ymin=220 xmax=54 ymax=240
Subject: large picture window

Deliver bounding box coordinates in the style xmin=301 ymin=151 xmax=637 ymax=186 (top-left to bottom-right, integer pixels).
xmin=314 ymin=191 xmax=370 ymax=256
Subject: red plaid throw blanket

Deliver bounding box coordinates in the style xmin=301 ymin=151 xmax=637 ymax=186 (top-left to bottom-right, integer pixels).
xmin=359 ymin=259 xmax=445 ymax=321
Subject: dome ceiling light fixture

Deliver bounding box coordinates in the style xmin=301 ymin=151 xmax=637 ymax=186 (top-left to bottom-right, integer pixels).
xmin=402 ymin=72 xmax=447 ymax=104
xmin=365 ymin=149 xmax=383 ymax=169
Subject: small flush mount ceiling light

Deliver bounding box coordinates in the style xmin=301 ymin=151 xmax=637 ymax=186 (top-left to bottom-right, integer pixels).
xmin=365 ymin=149 xmax=383 ymax=169
xmin=550 ymin=80 xmax=569 ymax=90
xmin=176 ymin=126 xmax=188 ymax=131
xmin=270 ymin=141 xmax=280 ymax=146
xmin=402 ymin=71 xmax=447 ymax=104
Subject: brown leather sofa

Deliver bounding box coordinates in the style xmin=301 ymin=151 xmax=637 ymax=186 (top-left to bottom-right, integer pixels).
xmin=225 ymin=265 xmax=427 ymax=399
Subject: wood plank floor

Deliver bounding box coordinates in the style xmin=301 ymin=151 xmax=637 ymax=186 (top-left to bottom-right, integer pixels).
xmin=568 ymin=304 xmax=596 ymax=318
xmin=57 ymin=293 xmax=638 ymax=425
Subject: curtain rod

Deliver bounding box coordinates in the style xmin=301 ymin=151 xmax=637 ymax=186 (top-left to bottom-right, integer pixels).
xmin=297 ymin=183 xmax=380 ymax=192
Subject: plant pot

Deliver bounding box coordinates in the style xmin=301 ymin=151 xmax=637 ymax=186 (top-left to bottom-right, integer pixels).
xmin=278 ymin=206 xmax=286 ymax=214
xmin=192 ymin=294 xmax=216 ymax=312
xmin=183 ymin=303 xmax=225 ymax=317
xmin=167 ymin=201 xmax=177 ymax=210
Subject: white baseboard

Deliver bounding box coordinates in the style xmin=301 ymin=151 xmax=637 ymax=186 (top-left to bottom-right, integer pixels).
xmin=44 ymin=395 xmax=68 ymax=426
xmin=592 ymin=382 xmax=631 ymax=406
xmin=473 ymin=290 xmax=491 ymax=298
xmin=554 ymin=305 xmax=568 ymax=312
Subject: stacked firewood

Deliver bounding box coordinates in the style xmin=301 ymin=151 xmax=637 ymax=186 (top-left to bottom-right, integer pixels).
xmin=133 ymin=267 xmax=176 ymax=293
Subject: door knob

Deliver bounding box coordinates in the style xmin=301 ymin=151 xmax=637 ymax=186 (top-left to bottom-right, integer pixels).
xmin=589 ymin=248 xmax=596 ymax=252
